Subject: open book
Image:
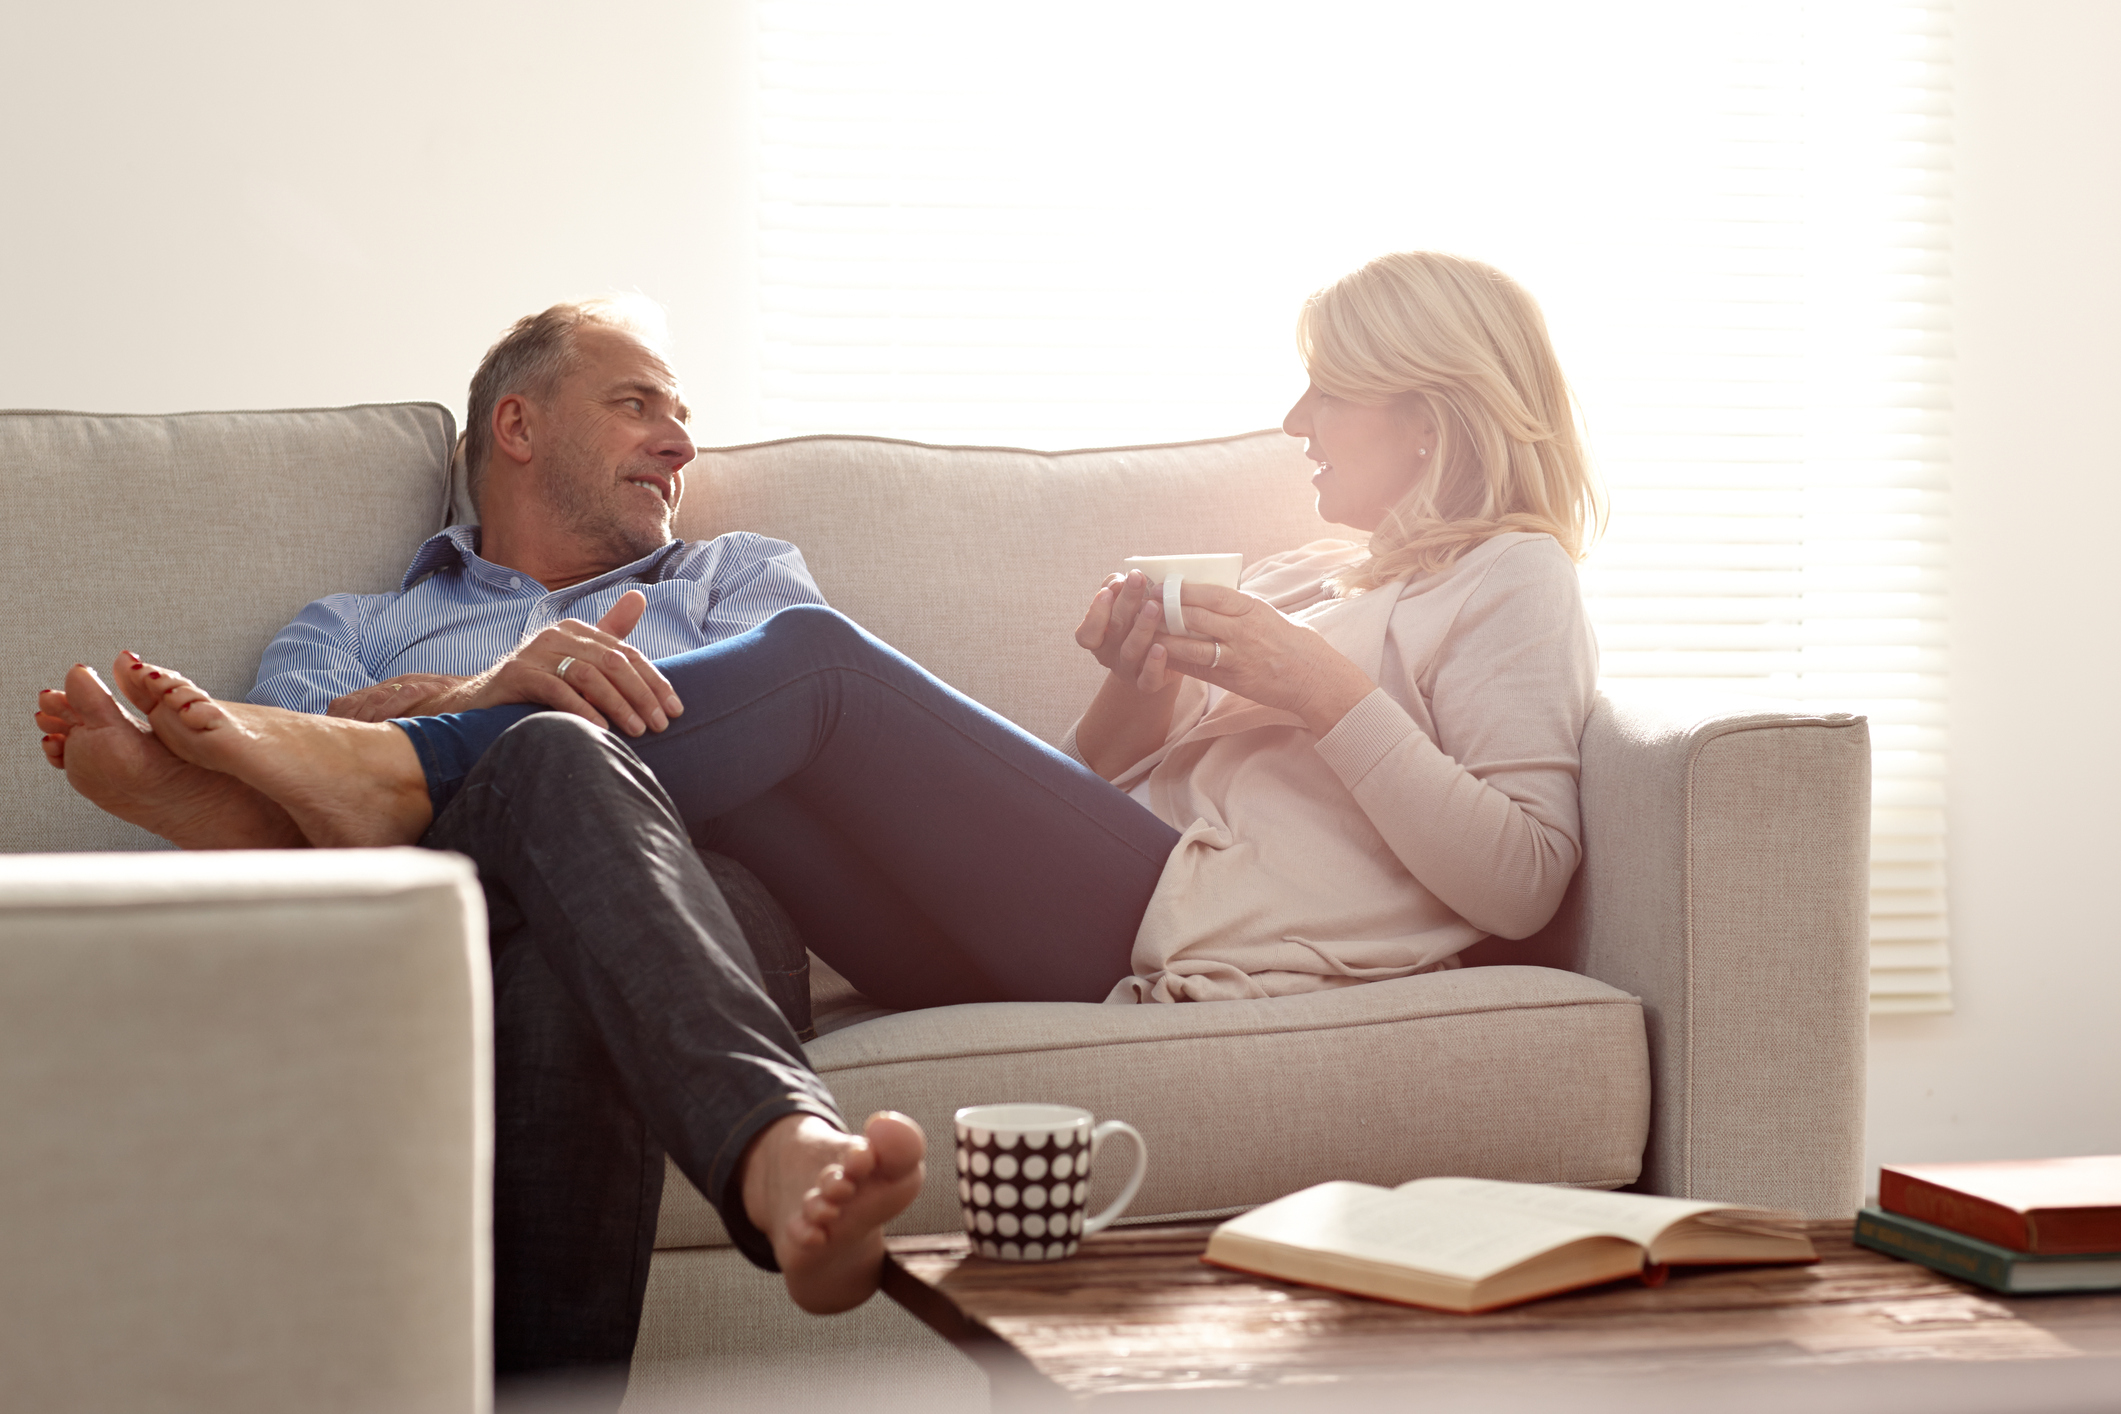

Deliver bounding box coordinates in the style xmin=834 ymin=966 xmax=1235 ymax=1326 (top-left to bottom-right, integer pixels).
xmin=1204 ymin=1177 xmax=1816 ymax=1313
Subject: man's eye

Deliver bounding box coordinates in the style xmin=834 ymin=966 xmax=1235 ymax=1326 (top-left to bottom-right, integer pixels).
xmin=625 ymin=398 xmax=645 ymax=412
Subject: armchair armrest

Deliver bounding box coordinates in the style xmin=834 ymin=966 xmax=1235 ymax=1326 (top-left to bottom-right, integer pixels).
xmin=0 ymin=849 xmax=490 ymax=1414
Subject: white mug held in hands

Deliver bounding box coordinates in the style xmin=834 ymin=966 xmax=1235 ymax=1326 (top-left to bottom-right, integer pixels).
xmin=954 ymin=1103 xmax=1148 ymax=1261
xmin=1120 ymin=553 xmax=1242 ymax=639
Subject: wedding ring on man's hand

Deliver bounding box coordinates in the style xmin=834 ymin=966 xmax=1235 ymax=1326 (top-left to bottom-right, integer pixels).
xmin=1211 ymin=642 xmax=1223 ymax=669
xmin=555 ymin=655 xmax=578 ymax=681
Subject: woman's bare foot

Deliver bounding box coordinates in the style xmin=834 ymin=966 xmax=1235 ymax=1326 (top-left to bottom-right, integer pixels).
xmin=740 ymin=1110 xmax=927 ymax=1314
xmin=35 ymin=664 xmax=308 ymax=849
xmin=124 ymin=655 xmax=435 ymax=848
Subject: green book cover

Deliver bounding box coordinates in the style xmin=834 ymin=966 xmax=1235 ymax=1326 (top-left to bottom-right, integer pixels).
xmin=1855 ymin=1206 xmax=2121 ymax=1294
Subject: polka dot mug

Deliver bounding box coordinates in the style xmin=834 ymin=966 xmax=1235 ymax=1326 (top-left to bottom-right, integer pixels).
xmin=952 ymin=1103 xmax=1148 ymax=1262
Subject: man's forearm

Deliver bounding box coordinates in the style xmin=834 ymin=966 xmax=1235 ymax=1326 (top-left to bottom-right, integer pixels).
xmin=327 ymin=673 xmax=483 ymax=722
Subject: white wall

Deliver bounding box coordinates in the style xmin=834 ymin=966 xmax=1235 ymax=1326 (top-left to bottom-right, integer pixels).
xmin=0 ymin=0 xmax=763 ymax=440
xmin=5 ymin=2 xmax=2116 ymax=1181
xmin=1861 ymin=0 xmax=2121 ymax=1181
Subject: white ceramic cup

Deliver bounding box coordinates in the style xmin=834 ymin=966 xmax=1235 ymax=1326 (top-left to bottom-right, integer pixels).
xmin=953 ymin=1103 xmax=1148 ymax=1261
xmin=1121 ymin=553 xmax=1243 ymax=639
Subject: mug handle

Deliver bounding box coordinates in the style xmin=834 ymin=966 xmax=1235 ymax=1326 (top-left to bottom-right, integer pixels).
xmin=1081 ymin=1120 xmax=1148 ymax=1237
xmin=1162 ymin=575 xmax=1186 ymax=636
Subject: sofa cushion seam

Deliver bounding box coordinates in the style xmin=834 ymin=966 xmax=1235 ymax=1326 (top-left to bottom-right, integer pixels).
xmin=812 ymin=993 xmax=1645 ymax=1073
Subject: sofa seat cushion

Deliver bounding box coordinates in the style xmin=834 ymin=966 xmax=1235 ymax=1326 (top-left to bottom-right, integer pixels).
xmin=652 ymin=964 xmax=1649 ymax=1248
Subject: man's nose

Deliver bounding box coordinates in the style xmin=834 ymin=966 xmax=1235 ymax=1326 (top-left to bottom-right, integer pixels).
xmin=653 ymin=419 xmax=695 ymax=468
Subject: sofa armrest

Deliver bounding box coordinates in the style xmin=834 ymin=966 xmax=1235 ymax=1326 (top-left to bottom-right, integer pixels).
xmin=1587 ymin=696 xmax=1870 ymax=1216
xmin=1475 ymin=694 xmax=1871 ymax=1216
xmin=0 ymin=849 xmax=490 ymax=1414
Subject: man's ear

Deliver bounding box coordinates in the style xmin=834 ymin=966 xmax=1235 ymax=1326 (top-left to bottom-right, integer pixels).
xmin=492 ymin=393 xmax=537 ymax=467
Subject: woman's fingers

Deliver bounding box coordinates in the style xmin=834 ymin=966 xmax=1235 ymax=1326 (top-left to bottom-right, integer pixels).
xmin=1155 ymin=635 xmax=1221 ymax=672
xmin=1134 ymin=642 xmax=1170 ymax=693
xmin=1075 ymin=584 xmax=1118 ymax=654
xmin=1118 ymin=599 xmax=1162 ymax=671
xmin=1177 ymin=581 xmax=1250 ymax=612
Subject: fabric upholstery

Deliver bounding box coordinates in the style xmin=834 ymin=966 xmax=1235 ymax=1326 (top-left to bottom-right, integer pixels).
xmin=676 ymin=431 xmax=1326 ymax=744
xmin=0 ymin=406 xmax=1872 ymax=1400
xmin=1469 ymin=698 xmax=1873 ymax=1216
xmin=0 ymin=405 xmax=455 ymax=854
xmin=651 ymin=965 xmax=1650 ymax=1248
xmin=0 ymin=849 xmax=489 ymax=1414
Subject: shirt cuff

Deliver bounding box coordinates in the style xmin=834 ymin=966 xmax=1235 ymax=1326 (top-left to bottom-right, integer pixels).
xmin=1056 ymin=720 xmax=1090 ymax=767
xmin=1313 ymin=687 xmax=1420 ymax=788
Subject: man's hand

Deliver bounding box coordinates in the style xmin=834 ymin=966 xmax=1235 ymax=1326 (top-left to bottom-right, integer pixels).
xmin=331 ymin=591 xmax=685 ymax=736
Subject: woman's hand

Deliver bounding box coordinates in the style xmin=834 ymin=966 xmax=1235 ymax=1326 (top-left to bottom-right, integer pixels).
xmin=1074 ymin=570 xmax=1182 ymax=693
xmin=1152 ymin=583 xmax=1378 ymax=737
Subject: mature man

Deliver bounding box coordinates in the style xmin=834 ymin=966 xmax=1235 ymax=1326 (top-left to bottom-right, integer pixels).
xmin=34 ymin=299 xmax=924 ymax=1408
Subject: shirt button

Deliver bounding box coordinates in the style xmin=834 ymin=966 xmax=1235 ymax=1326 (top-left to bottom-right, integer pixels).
xmin=509 ymin=577 xmax=521 ymax=589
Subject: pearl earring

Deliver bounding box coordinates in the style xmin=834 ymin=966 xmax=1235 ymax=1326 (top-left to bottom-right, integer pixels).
xmin=1417 ymin=447 xmax=1429 ymax=457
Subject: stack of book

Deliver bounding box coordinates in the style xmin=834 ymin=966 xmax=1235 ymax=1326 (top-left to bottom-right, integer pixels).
xmin=1855 ymin=1154 xmax=2121 ymax=1294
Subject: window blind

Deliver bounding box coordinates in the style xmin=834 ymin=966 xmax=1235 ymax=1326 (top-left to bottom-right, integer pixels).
xmin=757 ymin=0 xmax=1953 ymax=1012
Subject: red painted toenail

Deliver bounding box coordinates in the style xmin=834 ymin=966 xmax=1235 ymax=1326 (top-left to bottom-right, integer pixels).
xmin=149 ymin=672 xmax=161 ymax=679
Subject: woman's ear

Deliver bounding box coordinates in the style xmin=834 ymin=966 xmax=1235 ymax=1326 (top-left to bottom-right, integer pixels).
xmin=1401 ymin=403 xmax=1441 ymax=466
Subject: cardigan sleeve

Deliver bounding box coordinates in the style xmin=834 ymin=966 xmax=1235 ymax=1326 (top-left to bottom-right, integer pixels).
xmin=1310 ymin=538 xmax=1597 ymax=939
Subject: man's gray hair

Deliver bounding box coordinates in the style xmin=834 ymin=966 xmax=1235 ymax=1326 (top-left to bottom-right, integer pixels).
xmin=462 ymin=295 xmax=669 ymax=514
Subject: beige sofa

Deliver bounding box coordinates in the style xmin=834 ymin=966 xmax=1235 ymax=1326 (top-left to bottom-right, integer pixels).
xmin=0 ymin=404 xmax=1871 ymax=1413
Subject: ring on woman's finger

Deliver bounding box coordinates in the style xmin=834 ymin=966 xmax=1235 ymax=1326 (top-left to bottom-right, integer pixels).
xmin=1211 ymin=642 xmax=1223 ymax=669
xmin=555 ymin=655 xmax=578 ymax=681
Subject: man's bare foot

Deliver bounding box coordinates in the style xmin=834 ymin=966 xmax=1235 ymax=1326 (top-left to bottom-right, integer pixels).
xmin=741 ymin=1110 xmax=926 ymax=1314
xmin=124 ymin=655 xmax=435 ymax=848
xmin=34 ymin=664 xmax=308 ymax=849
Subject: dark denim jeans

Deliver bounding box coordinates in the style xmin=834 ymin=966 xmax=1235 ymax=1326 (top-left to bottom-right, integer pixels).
xmin=422 ymin=714 xmax=840 ymax=1403
xmin=399 ymin=607 xmax=1181 ymax=1401
xmin=400 ymin=604 xmax=1181 ymax=1007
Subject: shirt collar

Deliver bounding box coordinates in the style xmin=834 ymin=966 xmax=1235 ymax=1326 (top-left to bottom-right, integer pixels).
xmin=400 ymin=524 xmax=688 ymax=593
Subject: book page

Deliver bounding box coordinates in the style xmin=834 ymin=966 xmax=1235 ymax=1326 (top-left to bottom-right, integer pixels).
xmin=1216 ymin=1181 xmax=1637 ymax=1283
xmin=1396 ymin=1177 xmax=1746 ymax=1249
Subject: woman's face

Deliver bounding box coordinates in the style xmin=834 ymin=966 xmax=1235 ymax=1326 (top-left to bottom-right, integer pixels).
xmin=1283 ymin=383 xmax=1431 ymax=531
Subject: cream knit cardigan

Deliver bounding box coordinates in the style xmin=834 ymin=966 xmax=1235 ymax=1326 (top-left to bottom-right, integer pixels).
xmin=1073 ymin=531 xmax=1599 ymax=1005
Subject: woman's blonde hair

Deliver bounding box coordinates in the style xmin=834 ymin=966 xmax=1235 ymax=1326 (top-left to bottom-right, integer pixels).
xmin=1298 ymin=251 xmax=1604 ymax=593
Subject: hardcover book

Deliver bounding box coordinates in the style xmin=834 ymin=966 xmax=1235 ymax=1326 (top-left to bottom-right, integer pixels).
xmin=1203 ymin=1177 xmax=1816 ymax=1314
xmin=1879 ymin=1155 xmax=2121 ymax=1255
xmin=1854 ymin=1205 xmax=2121 ymax=1294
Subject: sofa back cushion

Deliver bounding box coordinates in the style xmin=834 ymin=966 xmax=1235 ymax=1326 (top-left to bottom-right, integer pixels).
xmin=676 ymin=431 xmax=1329 ymax=744
xmin=2 ymin=413 xmax=1326 ymax=852
xmin=0 ymin=405 xmax=456 ymax=853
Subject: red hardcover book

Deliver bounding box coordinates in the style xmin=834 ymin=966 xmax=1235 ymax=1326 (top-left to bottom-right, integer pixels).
xmin=1879 ymin=1156 xmax=2121 ymax=1255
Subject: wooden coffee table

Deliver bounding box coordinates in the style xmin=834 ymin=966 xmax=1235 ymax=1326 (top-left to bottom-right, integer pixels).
xmin=882 ymin=1219 xmax=2121 ymax=1408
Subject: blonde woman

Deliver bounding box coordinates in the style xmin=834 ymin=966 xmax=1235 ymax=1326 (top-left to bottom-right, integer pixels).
xmin=1071 ymin=250 xmax=1603 ymax=1000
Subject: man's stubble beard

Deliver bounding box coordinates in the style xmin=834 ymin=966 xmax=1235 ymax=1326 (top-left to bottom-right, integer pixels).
xmin=536 ymin=428 xmax=675 ymax=566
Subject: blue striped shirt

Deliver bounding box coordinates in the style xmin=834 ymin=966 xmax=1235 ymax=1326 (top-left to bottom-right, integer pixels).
xmin=250 ymin=524 xmax=826 ymax=714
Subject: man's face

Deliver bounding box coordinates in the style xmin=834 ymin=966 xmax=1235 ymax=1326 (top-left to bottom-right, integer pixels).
xmin=530 ymin=325 xmax=695 ymax=565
